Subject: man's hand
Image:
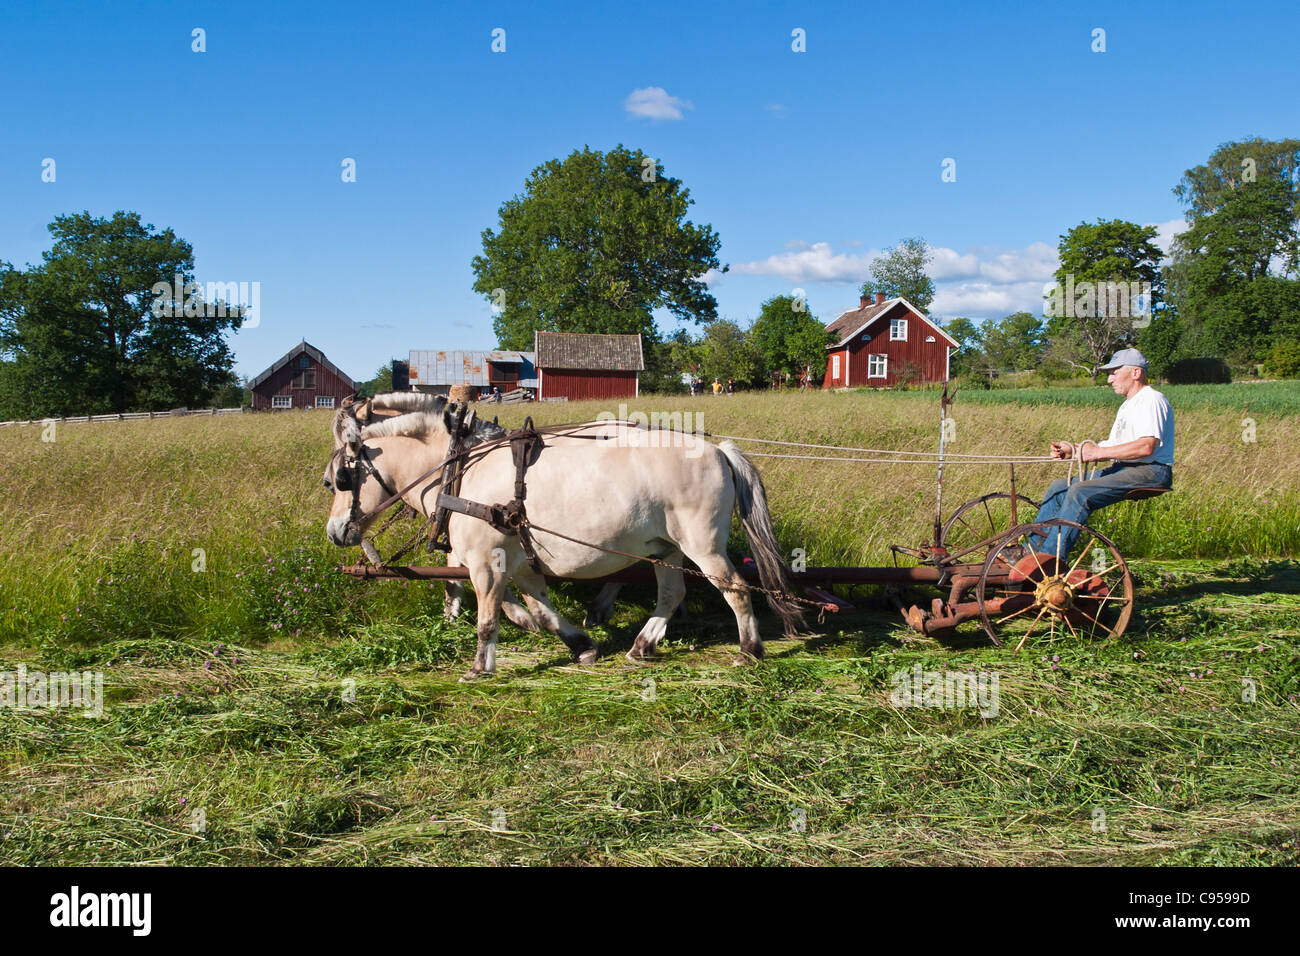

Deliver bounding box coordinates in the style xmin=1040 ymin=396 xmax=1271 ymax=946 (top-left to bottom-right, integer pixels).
xmin=1050 ymin=441 xmax=1076 ymax=460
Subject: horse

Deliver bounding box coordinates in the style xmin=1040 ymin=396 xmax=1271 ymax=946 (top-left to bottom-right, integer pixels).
xmin=323 ymin=392 xmax=805 ymax=681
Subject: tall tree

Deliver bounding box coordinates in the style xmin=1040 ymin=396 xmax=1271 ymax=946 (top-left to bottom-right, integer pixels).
xmin=0 ymin=212 xmax=242 ymax=418
xmin=1173 ymin=137 xmax=1300 ymax=223
xmin=747 ymin=295 xmax=831 ymax=379
xmin=472 ymin=145 xmax=725 ymax=350
xmin=1169 ymin=175 xmax=1300 ymax=362
xmin=941 ymin=317 xmax=979 ymax=378
xmin=698 ymin=320 xmax=762 ymax=387
xmin=1046 ymin=219 xmax=1165 ymax=376
xmin=860 ymin=237 xmax=936 ymax=313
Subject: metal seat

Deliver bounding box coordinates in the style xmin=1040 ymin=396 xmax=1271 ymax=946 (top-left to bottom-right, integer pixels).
xmin=1121 ymin=487 xmax=1171 ymax=501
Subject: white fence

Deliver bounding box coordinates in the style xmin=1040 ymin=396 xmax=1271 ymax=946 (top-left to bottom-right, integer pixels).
xmin=0 ymin=407 xmax=247 ymax=428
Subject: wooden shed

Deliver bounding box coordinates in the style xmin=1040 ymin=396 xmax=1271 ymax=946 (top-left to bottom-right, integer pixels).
xmin=822 ymin=294 xmax=956 ymax=388
xmin=534 ymin=332 xmax=644 ymax=401
xmin=406 ymin=350 xmax=537 ymax=398
xmin=249 ymin=340 xmax=357 ymax=411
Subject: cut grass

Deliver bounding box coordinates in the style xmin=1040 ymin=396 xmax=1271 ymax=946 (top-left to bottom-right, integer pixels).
xmin=1 ymin=393 xmax=1297 ymax=865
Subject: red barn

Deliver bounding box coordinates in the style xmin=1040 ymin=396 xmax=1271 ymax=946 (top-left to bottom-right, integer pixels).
xmin=534 ymin=332 xmax=643 ymax=401
xmin=822 ymin=294 xmax=956 ymax=388
xmin=249 ymin=340 xmax=358 ymax=411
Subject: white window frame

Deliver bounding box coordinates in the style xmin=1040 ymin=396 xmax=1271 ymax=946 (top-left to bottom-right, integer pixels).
xmin=832 ymin=354 xmax=841 ymax=379
xmin=868 ymin=354 xmax=887 ymax=379
xmin=315 ymin=396 xmax=335 ymax=408
xmin=925 ymin=335 xmax=936 ymax=343
xmin=272 ymin=395 xmax=291 ymax=409
xmin=890 ymin=318 xmax=908 ymax=341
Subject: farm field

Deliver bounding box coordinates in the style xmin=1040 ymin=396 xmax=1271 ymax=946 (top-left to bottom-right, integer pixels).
xmin=1 ymin=389 xmax=1298 ymax=865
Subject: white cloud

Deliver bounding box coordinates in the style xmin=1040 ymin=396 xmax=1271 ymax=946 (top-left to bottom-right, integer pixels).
xmin=930 ymin=280 xmax=1055 ymax=320
xmin=731 ymin=241 xmax=880 ymax=283
xmin=1149 ymin=218 xmax=1190 ymax=258
xmin=624 ymin=87 xmax=693 ymax=121
xmin=732 ymin=239 xmax=1064 ymax=320
xmin=764 ymin=103 xmax=788 ymax=119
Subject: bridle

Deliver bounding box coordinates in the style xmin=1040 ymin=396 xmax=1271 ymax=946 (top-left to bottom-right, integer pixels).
xmin=326 ymin=441 xmax=400 ymax=536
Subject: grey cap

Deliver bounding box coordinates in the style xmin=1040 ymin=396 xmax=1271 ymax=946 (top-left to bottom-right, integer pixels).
xmin=1099 ymin=348 xmax=1148 ymax=371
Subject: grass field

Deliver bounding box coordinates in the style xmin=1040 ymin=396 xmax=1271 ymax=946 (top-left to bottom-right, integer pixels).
xmin=1 ymin=389 xmax=1297 ymax=865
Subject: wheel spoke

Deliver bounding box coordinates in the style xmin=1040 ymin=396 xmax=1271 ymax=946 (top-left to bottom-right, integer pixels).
xmin=1067 ymin=537 xmax=1095 ymax=577
xmin=1013 ymin=606 xmax=1049 ymax=653
xmin=982 ymin=498 xmax=996 ymax=536
xmin=996 ymin=600 xmax=1040 ymax=625
xmin=1072 ymin=604 xmax=1119 ymax=638
xmin=1061 ymin=612 xmax=1081 ymax=641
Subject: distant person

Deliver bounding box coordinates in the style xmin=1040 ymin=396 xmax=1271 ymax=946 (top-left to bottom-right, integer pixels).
xmin=712 ymin=378 xmax=722 ymax=395
xmin=1029 ymin=349 xmax=1174 ymax=560
xmin=726 ymin=378 xmax=735 ymax=395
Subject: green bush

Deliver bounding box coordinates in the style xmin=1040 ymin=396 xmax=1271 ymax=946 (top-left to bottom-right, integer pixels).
xmin=1263 ymin=340 xmax=1300 ymax=379
xmin=1165 ymin=357 xmax=1232 ymax=385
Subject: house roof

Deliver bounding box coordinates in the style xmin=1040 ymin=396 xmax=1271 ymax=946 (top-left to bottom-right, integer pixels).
xmin=825 ymin=298 xmax=959 ymax=349
xmin=407 ymin=350 xmax=537 ymax=387
xmin=248 ymin=340 xmax=357 ymax=391
xmin=534 ymin=332 xmax=644 ymax=371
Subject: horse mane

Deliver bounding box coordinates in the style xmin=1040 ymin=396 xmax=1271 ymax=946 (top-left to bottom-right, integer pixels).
xmin=361 ymin=391 xmax=507 ymax=446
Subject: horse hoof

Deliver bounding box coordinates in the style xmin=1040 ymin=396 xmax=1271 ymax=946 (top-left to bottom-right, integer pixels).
xmin=577 ymin=647 xmax=600 ymax=665
xmin=625 ymin=647 xmax=656 ymax=663
xmin=458 ymin=669 xmax=490 ymax=683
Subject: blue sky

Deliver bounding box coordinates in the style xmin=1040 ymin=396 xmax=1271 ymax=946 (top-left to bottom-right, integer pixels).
xmin=2 ymin=0 xmax=1298 ymax=381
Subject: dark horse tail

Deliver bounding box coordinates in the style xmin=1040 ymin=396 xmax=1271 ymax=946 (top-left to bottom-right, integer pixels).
xmin=718 ymin=441 xmax=807 ymax=636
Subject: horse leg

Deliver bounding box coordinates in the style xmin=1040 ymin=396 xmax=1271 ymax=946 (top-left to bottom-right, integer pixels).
xmin=449 ymin=552 xmax=538 ymax=631
xmin=444 ymin=552 xmax=464 ymax=622
xmin=460 ymin=560 xmax=508 ymax=682
xmin=628 ymin=554 xmax=685 ymax=662
xmin=511 ymin=568 xmax=599 ymax=665
xmin=680 ymin=549 xmax=764 ymax=662
xmin=502 ymin=585 xmax=541 ymax=632
xmin=583 ymin=582 xmax=622 ymax=627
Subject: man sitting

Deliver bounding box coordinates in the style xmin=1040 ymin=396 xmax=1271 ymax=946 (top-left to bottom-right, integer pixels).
xmin=1028 ymin=348 xmax=1174 ymax=561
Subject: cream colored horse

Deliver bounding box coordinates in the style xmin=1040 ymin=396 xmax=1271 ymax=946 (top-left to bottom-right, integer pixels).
xmin=324 ymin=392 xmax=804 ymax=681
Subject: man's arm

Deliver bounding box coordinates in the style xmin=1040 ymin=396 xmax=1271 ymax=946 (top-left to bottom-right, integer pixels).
xmin=1081 ymin=436 xmax=1156 ymax=462
xmin=1049 ymin=437 xmax=1157 ymax=461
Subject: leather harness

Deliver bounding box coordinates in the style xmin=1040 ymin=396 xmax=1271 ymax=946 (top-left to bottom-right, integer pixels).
xmin=333 ymin=410 xmax=615 ymax=572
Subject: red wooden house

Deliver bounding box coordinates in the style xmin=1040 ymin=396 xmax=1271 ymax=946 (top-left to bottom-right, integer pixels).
xmin=822 ymin=294 xmax=956 ymax=388
xmin=534 ymin=332 xmax=643 ymax=401
xmin=249 ymin=340 xmax=358 ymax=410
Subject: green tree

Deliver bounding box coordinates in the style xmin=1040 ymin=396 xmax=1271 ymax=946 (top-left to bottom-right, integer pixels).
xmin=472 ymin=145 xmax=725 ymax=350
xmin=1169 ymin=176 xmax=1300 ymax=362
xmin=0 ymin=212 xmax=242 ymax=418
xmin=699 ymin=320 xmax=762 ymax=387
xmin=973 ymin=312 xmax=1045 ymax=382
xmin=1046 ymin=219 xmax=1165 ymax=376
xmin=359 ymin=363 xmax=394 ymax=397
xmin=941 ymin=316 xmax=979 ymax=377
xmin=1174 ymin=137 xmax=1300 ymax=223
xmin=748 ymin=295 xmax=831 ymax=380
xmin=860 ymin=237 xmax=935 ymax=313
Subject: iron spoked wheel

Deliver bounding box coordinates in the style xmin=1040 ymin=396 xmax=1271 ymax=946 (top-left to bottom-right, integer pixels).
xmin=974 ymin=519 xmax=1134 ymax=651
xmin=939 ymin=493 xmax=1039 ymax=563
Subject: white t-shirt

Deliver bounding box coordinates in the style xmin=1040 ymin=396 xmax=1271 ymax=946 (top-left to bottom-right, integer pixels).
xmin=1098 ymin=385 xmax=1174 ymax=466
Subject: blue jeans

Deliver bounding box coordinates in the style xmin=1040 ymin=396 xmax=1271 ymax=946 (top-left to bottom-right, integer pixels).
xmin=1026 ymin=462 xmax=1173 ymax=560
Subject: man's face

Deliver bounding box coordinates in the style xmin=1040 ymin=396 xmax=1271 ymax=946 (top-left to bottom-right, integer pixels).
xmin=1105 ymin=365 xmax=1140 ymax=395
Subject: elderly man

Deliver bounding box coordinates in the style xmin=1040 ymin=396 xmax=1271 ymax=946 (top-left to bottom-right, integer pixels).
xmin=1027 ymin=348 xmax=1173 ymax=561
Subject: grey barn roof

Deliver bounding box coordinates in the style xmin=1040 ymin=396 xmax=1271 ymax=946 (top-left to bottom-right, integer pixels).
xmin=534 ymin=332 xmax=644 ymax=371
xmin=248 ymin=340 xmax=357 ymax=391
